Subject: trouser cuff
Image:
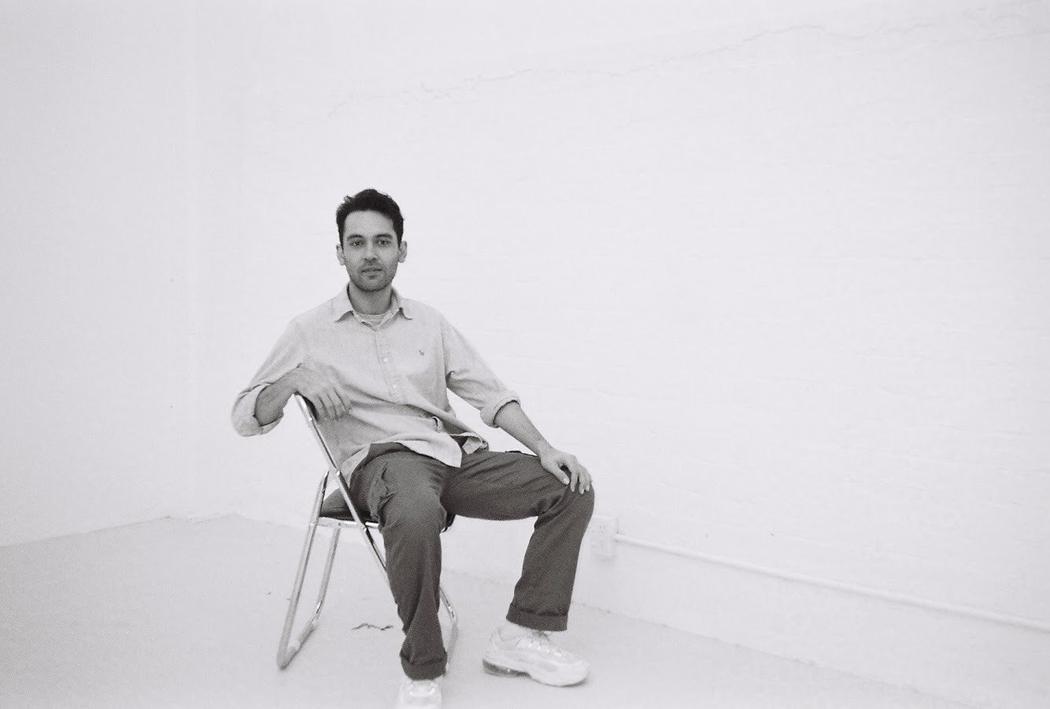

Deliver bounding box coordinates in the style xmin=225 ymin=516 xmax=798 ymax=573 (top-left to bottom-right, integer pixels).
xmin=506 ymin=605 xmax=568 ymax=632
xmin=401 ymin=655 xmax=446 ymax=681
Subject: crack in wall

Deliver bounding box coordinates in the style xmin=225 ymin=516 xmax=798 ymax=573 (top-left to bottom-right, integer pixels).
xmin=326 ymin=0 xmax=1049 ymax=116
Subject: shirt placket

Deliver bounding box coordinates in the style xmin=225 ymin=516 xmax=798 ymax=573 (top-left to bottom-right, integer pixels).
xmin=373 ymin=326 xmax=404 ymax=404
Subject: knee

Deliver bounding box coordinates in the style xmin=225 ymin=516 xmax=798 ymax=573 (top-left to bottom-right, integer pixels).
xmin=562 ymin=481 xmax=595 ymax=522
xmin=579 ymin=483 xmax=595 ymax=518
xmin=382 ymin=499 xmax=446 ymax=538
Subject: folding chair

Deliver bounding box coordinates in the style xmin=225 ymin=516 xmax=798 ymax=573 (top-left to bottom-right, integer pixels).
xmin=276 ymin=394 xmax=459 ymax=669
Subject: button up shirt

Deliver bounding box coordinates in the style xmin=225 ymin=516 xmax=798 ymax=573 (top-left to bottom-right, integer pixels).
xmin=231 ymin=288 xmax=519 ymax=474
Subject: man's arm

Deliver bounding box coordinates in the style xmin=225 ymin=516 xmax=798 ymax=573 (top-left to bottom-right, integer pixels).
xmin=253 ymin=370 xmax=299 ymax=427
xmin=232 ymin=319 xmax=352 ymax=436
xmin=494 ymin=401 xmax=592 ymax=494
xmin=436 ymin=313 xmax=593 ymax=494
xmin=254 ymin=366 xmax=353 ymax=425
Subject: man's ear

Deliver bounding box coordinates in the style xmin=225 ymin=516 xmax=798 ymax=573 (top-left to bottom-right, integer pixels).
xmin=398 ymin=240 xmax=408 ymax=263
xmin=335 ymin=243 xmax=345 ymax=266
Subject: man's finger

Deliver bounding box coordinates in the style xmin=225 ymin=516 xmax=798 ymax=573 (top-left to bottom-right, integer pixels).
xmin=569 ymin=463 xmax=590 ymax=494
xmin=564 ymin=459 xmax=584 ymax=478
xmin=320 ymin=391 xmax=338 ymax=420
xmin=335 ymin=389 xmax=352 ymax=416
xmin=549 ymin=463 xmax=569 ymax=485
xmin=569 ymin=467 xmax=580 ymax=492
xmin=305 ymin=393 xmax=323 ymax=420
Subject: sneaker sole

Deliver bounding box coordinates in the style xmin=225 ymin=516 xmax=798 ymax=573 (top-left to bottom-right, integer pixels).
xmin=481 ymin=659 xmax=587 ymax=687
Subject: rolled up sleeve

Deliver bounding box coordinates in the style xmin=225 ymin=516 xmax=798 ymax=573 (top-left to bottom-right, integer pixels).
xmin=231 ymin=320 xmax=304 ymax=437
xmin=440 ymin=316 xmax=519 ymax=427
xmin=479 ymin=391 xmax=520 ymax=427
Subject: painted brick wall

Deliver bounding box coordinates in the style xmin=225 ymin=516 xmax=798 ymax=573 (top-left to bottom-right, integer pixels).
xmin=202 ymin=0 xmax=1048 ymax=609
xmin=31 ymin=0 xmax=1034 ymax=704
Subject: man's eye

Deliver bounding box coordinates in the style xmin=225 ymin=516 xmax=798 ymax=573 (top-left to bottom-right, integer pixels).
xmin=348 ymin=240 xmax=363 ymax=248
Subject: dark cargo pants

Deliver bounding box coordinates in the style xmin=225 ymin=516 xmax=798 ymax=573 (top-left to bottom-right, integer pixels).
xmin=346 ymin=444 xmax=595 ymax=680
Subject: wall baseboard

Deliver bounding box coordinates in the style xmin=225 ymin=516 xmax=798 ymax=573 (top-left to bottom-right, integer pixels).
xmin=439 ymin=517 xmax=1049 ymax=709
xmin=570 ymin=541 xmax=1050 ymax=709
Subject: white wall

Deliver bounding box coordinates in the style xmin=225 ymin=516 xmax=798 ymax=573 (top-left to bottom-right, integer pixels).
xmin=194 ymin=1 xmax=1050 ymax=705
xmin=3 ymin=0 xmax=1048 ymax=706
xmin=0 ymin=0 xmax=194 ymax=545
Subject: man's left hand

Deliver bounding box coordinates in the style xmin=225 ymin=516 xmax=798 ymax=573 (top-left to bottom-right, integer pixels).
xmin=538 ymin=448 xmax=592 ymax=494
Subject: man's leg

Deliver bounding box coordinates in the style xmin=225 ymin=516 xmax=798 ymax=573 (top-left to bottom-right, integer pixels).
xmin=349 ymin=448 xmax=450 ymax=680
xmin=440 ymin=449 xmax=595 ymax=632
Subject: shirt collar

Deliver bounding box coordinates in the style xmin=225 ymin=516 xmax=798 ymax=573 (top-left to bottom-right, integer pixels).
xmin=331 ymin=285 xmax=415 ymax=322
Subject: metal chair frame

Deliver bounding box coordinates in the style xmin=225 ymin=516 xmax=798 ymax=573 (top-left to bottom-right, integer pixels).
xmin=276 ymin=394 xmax=458 ymax=669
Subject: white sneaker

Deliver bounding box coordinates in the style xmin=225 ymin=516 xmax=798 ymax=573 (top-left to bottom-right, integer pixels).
xmin=482 ymin=627 xmax=589 ymax=686
xmin=394 ymin=678 xmax=442 ymax=708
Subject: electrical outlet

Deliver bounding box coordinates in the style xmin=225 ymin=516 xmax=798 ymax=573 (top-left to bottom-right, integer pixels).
xmin=589 ymin=515 xmax=617 ymax=559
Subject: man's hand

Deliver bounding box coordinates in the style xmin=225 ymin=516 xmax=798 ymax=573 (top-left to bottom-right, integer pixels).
xmin=538 ymin=446 xmax=592 ymax=494
xmin=492 ymin=402 xmax=593 ymax=494
xmin=290 ymin=365 xmax=352 ymax=421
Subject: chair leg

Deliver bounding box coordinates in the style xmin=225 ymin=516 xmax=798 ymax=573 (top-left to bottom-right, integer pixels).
xmin=314 ymin=526 xmax=341 ymax=613
xmin=439 ymin=584 xmax=459 ymax=660
xmin=277 ymin=477 xmax=342 ymax=669
xmin=276 ymin=524 xmax=341 ymax=669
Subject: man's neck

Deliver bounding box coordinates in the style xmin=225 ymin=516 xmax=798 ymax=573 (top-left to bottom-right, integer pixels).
xmin=347 ymin=283 xmax=393 ymax=315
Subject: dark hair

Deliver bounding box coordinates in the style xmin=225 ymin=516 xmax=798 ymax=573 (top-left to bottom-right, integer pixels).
xmin=335 ymin=188 xmax=405 ymax=246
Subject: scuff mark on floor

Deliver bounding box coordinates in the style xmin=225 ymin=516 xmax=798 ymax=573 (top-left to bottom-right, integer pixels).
xmin=352 ymin=622 xmax=394 ymax=631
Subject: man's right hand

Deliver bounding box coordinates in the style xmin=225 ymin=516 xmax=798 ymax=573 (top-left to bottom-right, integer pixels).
xmin=289 ymin=365 xmax=352 ymax=421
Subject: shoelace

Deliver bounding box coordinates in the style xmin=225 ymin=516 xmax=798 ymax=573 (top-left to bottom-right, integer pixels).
xmin=519 ymin=630 xmax=573 ymax=659
xmin=405 ymin=680 xmax=440 ymax=696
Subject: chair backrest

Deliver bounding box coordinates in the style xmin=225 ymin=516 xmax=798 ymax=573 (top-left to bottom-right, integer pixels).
xmin=292 ymin=393 xmax=379 ymax=530
xmin=293 ymin=394 xmax=341 ymax=472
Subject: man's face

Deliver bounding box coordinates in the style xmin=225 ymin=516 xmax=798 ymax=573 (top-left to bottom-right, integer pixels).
xmin=336 ymin=210 xmax=407 ymax=293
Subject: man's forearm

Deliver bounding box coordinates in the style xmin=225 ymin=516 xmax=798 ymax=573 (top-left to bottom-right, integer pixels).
xmin=493 ymin=401 xmax=553 ymax=456
xmin=253 ymin=370 xmax=299 ymax=426
xmin=494 ymin=400 xmax=592 ymax=492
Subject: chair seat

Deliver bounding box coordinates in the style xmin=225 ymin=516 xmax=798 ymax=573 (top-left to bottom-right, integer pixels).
xmin=319 ymin=489 xmax=377 ymax=524
xmin=320 ymin=488 xmax=456 ymax=530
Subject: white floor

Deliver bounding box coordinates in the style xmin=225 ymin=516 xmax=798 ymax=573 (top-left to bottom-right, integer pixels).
xmin=0 ymin=516 xmax=972 ymax=708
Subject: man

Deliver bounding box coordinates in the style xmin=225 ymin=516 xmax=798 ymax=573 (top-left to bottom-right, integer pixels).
xmin=232 ymin=188 xmax=595 ymax=709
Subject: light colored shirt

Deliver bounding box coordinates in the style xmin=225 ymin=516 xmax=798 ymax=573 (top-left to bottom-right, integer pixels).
xmin=231 ymin=287 xmax=519 ymax=474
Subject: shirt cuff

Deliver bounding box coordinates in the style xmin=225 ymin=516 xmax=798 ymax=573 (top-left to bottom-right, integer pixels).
xmin=231 ymin=383 xmax=284 ymax=436
xmin=480 ymin=392 xmax=520 ymax=427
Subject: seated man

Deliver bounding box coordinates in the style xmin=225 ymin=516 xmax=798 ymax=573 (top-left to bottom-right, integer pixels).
xmin=231 ymin=188 xmax=595 ymax=709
